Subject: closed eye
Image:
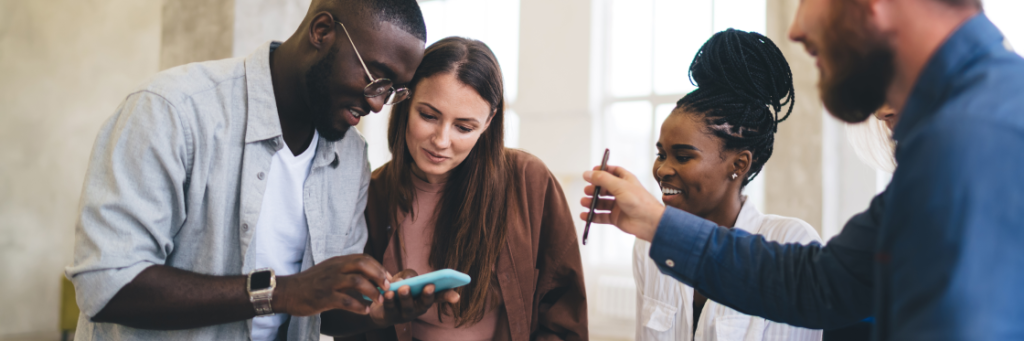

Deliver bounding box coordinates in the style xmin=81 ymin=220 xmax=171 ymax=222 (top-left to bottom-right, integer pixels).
xmin=456 ymin=125 xmax=473 ymax=133
xmin=419 ymin=112 xmax=437 ymax=121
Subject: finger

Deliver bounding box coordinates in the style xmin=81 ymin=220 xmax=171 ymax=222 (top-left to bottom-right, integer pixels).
xmin=332 ymin=292 xmax=372 ymax=315
xmin=416 ymin=284 xmax=437 ymax=311
xmin=442 ymin=289 xmax=461 ymax=304
xmin=580 ymin=196 xmax=616 ymax=211
xmin=578 ymin=211 xmax=614 ymax=224
xmin=338 ymin=255 xmax=389 ymax=289
xmin=393 ymin=269 xmax=418 ymax=281
xmin=336 ymin=274 xmax=384 ymax=302
xmin=397 ymin=285 xmax=417 ymax=318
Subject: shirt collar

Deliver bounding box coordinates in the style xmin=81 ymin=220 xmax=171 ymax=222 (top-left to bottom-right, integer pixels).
xmin=893 ymin=14 xmax=1006 ymax=141
xmin=732 ymin=196 xmax=764 ymax=234
xmin=244 ymin=41 xmax=340 ymax=168
xmin=244 ymin=41 xmax=284 ymax=144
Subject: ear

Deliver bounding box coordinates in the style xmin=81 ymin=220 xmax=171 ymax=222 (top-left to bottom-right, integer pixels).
xmin=307 ymin=11 xmax=337 ymax=51
xmin=482 ymin=109 xmax=496 ymax=131
xmin=731 ymin=150 xmax=753 ymax=180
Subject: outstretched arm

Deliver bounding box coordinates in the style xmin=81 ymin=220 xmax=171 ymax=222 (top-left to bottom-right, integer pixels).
xmin=581 ymin=166 xmax=879 ymax=329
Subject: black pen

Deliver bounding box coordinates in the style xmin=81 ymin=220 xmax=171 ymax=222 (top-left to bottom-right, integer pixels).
xmin=583 ymin=148 xmax=610 ymax=245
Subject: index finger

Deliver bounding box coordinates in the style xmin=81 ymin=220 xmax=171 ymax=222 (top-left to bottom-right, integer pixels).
xmin=339 ymin=255 xmax=390 ymax=290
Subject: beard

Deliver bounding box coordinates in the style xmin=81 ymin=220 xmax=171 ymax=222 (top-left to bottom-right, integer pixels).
xmin=305 ymin=46 xmax=350 ymax=141
xmin=818 ymin=0 xmax=896 ymax=123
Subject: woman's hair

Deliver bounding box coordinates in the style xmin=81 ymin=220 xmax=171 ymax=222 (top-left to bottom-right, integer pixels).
xmin=379 ymin=37 xmax=518 ymax=326
xmin=674 ymin=28 xmax=795 ymax=186
xmin=846 ymin=112 xmax=897 ymax=173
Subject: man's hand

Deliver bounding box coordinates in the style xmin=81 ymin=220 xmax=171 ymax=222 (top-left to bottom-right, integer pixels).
xmin=368 ymin=269 xmax=461 ymax=327
xmin=274 ymin=254 xmax=390 ymax=317
xmin=579 ymin=165 xmax=665 ymax=242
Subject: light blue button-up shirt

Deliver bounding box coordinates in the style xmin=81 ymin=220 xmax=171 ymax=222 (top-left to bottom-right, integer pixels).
xmin=647 ymin=14 xmax=1024 ymax=340
xmin=65 ymin=41 xmax=371 ymax=341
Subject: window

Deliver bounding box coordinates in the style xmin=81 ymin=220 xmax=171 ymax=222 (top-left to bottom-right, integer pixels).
xmin=357 ymin=0 xmax=521 ymax=170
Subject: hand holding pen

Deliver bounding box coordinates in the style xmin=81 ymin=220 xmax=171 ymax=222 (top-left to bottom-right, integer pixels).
xmin=580 ymin=161 xmax=666 ymax=243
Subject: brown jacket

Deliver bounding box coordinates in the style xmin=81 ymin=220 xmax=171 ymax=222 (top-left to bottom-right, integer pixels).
xmin=349 ymin=150 xmax=588 ymax=341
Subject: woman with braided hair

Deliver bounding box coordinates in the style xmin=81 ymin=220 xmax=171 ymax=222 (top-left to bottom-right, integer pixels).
xmin=632 ymin=29 xmax=823 ymax=341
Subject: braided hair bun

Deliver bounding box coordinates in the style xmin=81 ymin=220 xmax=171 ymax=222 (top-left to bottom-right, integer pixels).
xmin=676 ymin=28 xmax=795 ymax=186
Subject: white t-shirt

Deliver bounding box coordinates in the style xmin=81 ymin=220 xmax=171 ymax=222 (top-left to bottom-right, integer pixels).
xmin=251 ymin=131 xmax=319 ymax=341
xmin=633 ymin=197 xmax=823 ymax=341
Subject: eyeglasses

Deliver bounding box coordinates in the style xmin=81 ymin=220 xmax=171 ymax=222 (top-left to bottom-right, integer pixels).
xmin=335 ymin=21 xmax=410 ymax=105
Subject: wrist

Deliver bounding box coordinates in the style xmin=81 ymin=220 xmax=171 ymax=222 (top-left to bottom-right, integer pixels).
xmin=641 ymin=205 xmax=666 ymax=242
xmin=271 ymin=275 xmax=291 ymax=314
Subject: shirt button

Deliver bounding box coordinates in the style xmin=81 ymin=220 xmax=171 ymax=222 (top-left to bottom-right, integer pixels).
xmin=242 ymin=223 xmax=249 ymax=231
xmin=665 ymin=259 xmax=675 ymax=268
xmin=257 ymin=172 xmax=265 ymax=180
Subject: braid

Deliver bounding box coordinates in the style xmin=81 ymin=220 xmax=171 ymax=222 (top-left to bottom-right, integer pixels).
xmin=676 ymin=28 xmax=795 ymax=186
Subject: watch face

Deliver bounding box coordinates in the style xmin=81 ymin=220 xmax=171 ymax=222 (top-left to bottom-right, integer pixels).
xmin=251 ymin=271 xmax=272 ymax=290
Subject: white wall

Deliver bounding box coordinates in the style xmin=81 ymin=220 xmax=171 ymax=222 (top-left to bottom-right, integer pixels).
xmin=0 ymin=1 xmax=162 ymax=339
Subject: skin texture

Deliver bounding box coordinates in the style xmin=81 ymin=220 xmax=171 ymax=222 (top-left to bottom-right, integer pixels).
xmin=581 ymin=0 xmax=980 ymax=242
xmin=91 ymin=3 xmax=457 ymax=336
xmin=653 ymin=112 xmax=751 ymax=229
xmin=405 ymin=73 xmax=494 ymax=184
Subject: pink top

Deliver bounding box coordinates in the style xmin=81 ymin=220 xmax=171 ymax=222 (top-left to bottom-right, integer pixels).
xmin=399 ymin=175 xmax=502 ymax=341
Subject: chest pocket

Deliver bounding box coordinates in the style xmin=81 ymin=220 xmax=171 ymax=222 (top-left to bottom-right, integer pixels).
xmin=713 ymin=314 xmax=765 ymax=341
xmin=640 ymin=295 xmax=679 ymax=332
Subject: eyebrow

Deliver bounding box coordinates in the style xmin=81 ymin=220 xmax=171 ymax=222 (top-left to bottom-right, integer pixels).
xmin=420 ymin=103 xmax=482 ymax=124
xmin=366 ymin=61 xmax=398 ymax=83
xmin=671 ymin=144 xmax=700 ymax=151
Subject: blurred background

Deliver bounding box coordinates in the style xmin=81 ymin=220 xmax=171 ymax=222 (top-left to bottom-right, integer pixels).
xmin=1 ymin=0 xmax=1021 ymax=340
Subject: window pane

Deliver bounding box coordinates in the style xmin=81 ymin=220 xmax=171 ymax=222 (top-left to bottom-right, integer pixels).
xmin=653 ymin=0 xmax=712 ymax=95
xmin=604 ymin=100 xmax=653 ymax=183
xmin=986 ymin=0 xmax=1024 ymax=56
xmin=421 ymin=0 xmax=521 ymax=102
xmin=608 ymin=0 xmax=653 ymax=97
xmin=713 ymin=0 xmax=766 ymax=34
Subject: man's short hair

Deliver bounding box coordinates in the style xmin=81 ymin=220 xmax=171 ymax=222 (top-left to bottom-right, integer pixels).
xmin=348 ymin=0 xmax=427 ymax=41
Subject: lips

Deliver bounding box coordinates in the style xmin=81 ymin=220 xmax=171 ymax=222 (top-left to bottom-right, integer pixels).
xmin=660 ymin=182 xmax=682 ymax=196
xmin=421 ymin=148 xmax=449 ymax=163
xmin=342 ymin=107 xmax=364 ymax=126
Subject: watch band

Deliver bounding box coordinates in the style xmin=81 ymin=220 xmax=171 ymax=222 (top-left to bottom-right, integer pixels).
xmin=247 ymin=268 xmax=276 ymax=317
xmin=250 ymin=290 xmax=274 ymax=316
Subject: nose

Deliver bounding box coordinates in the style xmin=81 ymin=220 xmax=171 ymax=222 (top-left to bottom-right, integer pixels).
xmin=656 ymin=163 xmax=675 ymax=181
xmin=788 ymin=6 xmax=805 ymax=43
xmin=366 ymin=94 xmax=386 ymax=114
xmin=431 ymin=125 xmax=452 ymax=150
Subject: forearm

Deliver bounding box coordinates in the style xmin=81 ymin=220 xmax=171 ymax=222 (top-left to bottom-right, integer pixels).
xmin=649 ymin=206 xmax=877 ymax=329
xmin=92 ymin=265 xmax=258 ymax=329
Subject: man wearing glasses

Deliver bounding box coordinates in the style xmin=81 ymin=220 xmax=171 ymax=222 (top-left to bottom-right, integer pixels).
xmin=65 ymin=1 xmax=455 ymax=340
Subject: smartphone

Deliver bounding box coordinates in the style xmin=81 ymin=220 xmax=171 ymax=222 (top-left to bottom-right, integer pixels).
xmin=362 ymin=269 xmax=471 ymax=301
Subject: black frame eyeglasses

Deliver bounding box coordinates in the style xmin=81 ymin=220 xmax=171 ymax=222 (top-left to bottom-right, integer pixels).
xmin=335 ymin=21 xmax=410 ymax=105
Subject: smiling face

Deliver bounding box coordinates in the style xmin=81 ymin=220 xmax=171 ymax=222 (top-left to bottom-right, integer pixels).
xmin=653 ymin=111 xmax=750 ymax=218
xmin=405 ymin=72 xmax=493 ymax=183
xmin=305 ymin=19 xmax=425 ymax=141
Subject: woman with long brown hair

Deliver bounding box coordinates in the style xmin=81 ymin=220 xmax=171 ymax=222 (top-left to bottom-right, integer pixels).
xmin=349 ymin=37 xmax=587 ymax=341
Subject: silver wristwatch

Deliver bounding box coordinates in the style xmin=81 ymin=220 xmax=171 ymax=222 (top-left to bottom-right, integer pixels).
xmin=247 ymin=268 xmax=276 ymax=317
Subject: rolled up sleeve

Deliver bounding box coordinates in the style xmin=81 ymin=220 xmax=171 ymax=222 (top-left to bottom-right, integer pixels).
xmin=64 ymin=91 xmax=191 ymax=317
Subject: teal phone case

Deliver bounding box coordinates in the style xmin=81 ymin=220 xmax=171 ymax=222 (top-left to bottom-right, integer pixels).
xmin=362 ymin=269 xmax=471 ymax=301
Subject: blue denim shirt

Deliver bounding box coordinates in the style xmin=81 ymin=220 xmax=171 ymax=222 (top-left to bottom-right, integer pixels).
xmin=648 ymin=14 xmax=1024 ymax=340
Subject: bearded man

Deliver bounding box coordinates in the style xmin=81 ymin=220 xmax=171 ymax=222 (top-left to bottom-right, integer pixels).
xmin=65 ymin=0 xmax=459 ymax=340
xmin=580 ymin=0 xmax=1024 ymax=339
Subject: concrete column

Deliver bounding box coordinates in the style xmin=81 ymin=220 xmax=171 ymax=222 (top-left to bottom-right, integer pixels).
xmin=764 ymin=0 xmax=823 ymax=231
xmin=515 ymin=0 xmax=593 ymax=177
xmin=160 ymin=0 xmax=236 ymax=70
xmin=0 ymin=1 xmax=161 ymax=338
